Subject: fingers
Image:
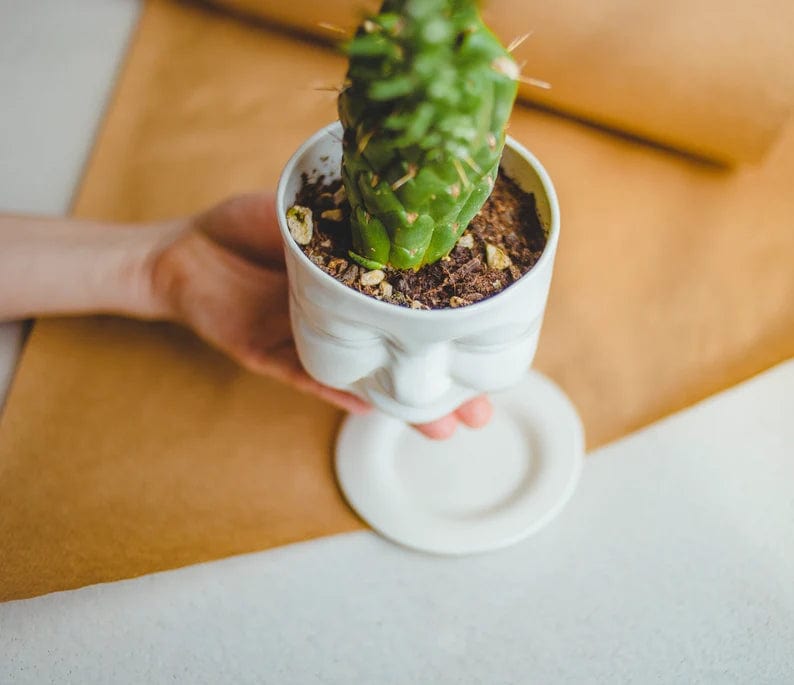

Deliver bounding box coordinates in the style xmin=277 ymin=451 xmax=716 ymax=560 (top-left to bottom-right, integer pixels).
xmin=413 ymin=395 xmax=493 ymax=440
xmin=455 ymin=396 xmax=493 ymax=428
xmin=308 ymin=384 xmax=372 ymax=415
xmin=194 ymin=192 xmax=285 ymax=268
xmin=240 ymin=333 xmax=491 ymax=438
xmin=242 ymin=342 xmax=371 ymax=416
xmin=290 ymin=372 xmax=372 ymax=415
xmin=416 ymin=414 xmax=459 ymax=440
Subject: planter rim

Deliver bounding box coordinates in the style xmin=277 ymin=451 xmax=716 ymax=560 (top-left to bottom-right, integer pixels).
xmin=276 ymin=121 xmax=560 ymax=318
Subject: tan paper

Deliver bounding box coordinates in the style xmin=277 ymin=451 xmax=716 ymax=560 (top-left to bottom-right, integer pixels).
xmin=210 ymin=0 xmax=794 ymax=164
xmin=1 ymin=0 xmax=793 ymax=601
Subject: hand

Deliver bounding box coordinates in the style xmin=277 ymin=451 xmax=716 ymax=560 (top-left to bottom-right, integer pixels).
xmin=150 ymin=192 xmax=492 ymax=439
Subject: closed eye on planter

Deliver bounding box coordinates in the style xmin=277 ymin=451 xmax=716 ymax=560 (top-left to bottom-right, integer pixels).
xmin=302 ymin=316 xmax=384 ymax=348
xmin=454 ymin=317 xmax=541 ymax=352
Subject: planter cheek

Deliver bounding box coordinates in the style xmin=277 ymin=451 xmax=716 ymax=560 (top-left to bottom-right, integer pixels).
xmin=452 ymin=337 xmax=541 ymax=393
xmin=288 ymin=300 xmax=386 ymax=390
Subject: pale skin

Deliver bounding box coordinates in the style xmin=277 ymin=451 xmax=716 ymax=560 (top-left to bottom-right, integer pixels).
xmin=0 ymin=192 xmax=492 ymax=439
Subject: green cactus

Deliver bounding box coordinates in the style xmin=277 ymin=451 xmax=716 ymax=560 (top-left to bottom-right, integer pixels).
xmin=338 ymin=0 xmax=519 ymax=271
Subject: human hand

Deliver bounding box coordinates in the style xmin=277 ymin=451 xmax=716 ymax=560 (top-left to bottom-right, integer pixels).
xmin=149 ymin=192 xmax=492 ymax=439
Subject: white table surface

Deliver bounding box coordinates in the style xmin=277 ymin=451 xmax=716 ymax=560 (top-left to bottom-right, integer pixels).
xmin=2 ymin=360 xmax=792 ymax=684
xmin=0 ymin=0 xmax=140 ymax=407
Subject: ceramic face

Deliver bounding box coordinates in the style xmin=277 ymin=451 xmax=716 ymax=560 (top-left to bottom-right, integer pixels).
xmin=288 ymin=278 xmax=549 ymax=423
xmin=277 ymin=123 xmax=559 ymax=424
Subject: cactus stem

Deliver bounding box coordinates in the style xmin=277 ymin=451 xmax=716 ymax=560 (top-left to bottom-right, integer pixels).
xmin=339 ymin=1 xmax=518 ymax=270
xmin=453 ymin=158 xmax=471 ymax=189
xmin=507 ymin=31 xmax=533 ymax=53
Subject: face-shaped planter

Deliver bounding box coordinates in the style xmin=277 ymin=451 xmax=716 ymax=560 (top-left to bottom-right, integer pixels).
xmin=277 ymin=122 xmax=581 ymax=555
xmin=276 ymin=122 xmax=559 ymax=425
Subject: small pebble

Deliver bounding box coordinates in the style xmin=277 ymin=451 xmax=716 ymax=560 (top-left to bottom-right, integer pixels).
xmin=360 ymin=269 xmax=386 ymax=287
xmin=327 ymin=257 xmax=348 ymax=274
xmin=332 ymin=185 xmax=346 ymax=206
xmin=320 ymin=239 xmax=332 ymax=248
xmin=321 ymin=209 xmax=343 ymax=222
xmin=410 ymin=300 xmax=426 ymax=310
xmin=449 ymin=296 xmax=468 ymax=308
xmin=286 ymin=205 xmax=313 ymax=245
xmin=341 ymin=264 xmax=359 ymax=285
xmin=391 ymin=291 xmax=409 ymax=306
xmin=457 ymin=233 xmax=474 ymax=249
xmin=485 ymin=243 xmax=512 ymax=270
xmin=379 ymin=281 xmax=393 ymax=298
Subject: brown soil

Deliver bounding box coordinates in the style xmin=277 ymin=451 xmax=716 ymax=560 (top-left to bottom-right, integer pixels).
xmin=291 ymin=169 xmax=547 ymax=309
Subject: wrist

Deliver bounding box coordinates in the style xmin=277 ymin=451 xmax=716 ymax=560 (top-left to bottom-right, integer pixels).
xmin=114 ymin=219 xmax=187 ymax=321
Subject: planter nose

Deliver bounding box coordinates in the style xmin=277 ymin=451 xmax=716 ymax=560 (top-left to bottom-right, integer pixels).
xmin=385 ymin=343 xmax=452 ymax=409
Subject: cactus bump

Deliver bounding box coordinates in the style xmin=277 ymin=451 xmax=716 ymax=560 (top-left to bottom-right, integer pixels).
xmin=338 ymin=0 xmax=519 ymax=270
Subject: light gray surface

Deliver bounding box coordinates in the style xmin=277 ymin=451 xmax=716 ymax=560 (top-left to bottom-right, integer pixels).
xmin=2 ymin=361 xmax=792 ymax=684
xmin=0 ymin=0 xmax=140 ymax=405
xmin=0 ymin=0 xmax=139 ymax=214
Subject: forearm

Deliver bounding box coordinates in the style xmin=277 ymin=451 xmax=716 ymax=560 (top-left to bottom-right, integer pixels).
xmin=0 ymin=214 xmax=184 ymax=322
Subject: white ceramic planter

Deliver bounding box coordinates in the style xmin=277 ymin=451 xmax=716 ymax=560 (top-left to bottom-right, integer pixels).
xmin=277 ymin=122 xmax=582 ymax=555
xmin=277 ymin=122 xmax=559 ymax=425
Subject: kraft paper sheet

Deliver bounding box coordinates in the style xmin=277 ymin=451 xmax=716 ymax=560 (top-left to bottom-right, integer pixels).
xmin=209 ymin=0 xmax=794 ymax=164
xmin=1 ymin=0 xmax=793 ymax=600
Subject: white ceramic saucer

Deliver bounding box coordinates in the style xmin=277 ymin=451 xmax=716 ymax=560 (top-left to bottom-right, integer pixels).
xmin=335 ymin=371 xmax=584 ymax=555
